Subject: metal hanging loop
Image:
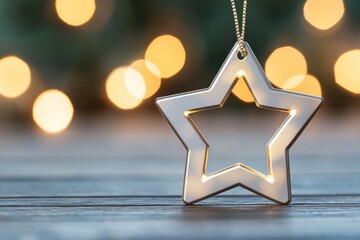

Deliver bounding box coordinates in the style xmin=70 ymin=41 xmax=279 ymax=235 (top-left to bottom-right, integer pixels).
xmin=230 ymin=0 xmax=248 ymax=58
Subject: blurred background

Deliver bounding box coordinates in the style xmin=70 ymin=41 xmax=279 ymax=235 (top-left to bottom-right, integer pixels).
xmin=1 ymin=2 xmax=360 ymax=238
xmin=0 ymin=0 xmax=358 ymax=135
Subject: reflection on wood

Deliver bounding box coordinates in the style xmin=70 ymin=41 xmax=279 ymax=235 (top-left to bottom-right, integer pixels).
xmin=0 ymin=114 xmax=359 ymax=239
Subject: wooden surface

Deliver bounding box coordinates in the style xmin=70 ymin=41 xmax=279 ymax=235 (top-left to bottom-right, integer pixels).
xmin=0 ymin=111 xmax=360 ymax=239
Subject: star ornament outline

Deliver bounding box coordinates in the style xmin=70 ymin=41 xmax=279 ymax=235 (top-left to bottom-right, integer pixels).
xmin=156 ymin=42 xmax=323 ymax=205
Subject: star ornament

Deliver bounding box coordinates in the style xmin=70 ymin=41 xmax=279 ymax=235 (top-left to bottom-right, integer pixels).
xmin=156 ymin=42 xmax=323 ymax=205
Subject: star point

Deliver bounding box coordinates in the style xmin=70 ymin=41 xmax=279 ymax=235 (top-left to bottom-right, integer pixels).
xmin=156 ymin=42 xmax=323 ymax=205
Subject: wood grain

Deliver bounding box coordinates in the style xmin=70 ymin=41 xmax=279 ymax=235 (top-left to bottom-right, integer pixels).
xmin=0 ymin=114 xmax=359 ymax=239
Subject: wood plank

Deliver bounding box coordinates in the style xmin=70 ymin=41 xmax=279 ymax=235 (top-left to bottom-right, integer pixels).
xmin=0 ymin=112 xmax=358 ymax=162
xmin=0 ymin=218 xmax=359 ymax=240
xmin=1 ymin=154 xmax=360 ymax=177
xmin=0 ymin=172 xmax=358 ymax=197
xmin=0 ymin=195 xmax=360 ymax=207
xmin=0 ymin=196 xmax=359 ymax=239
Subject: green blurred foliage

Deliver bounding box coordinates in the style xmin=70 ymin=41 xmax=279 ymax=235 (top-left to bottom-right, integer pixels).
xmin=0 ymin=0 xmax=359 ymax=117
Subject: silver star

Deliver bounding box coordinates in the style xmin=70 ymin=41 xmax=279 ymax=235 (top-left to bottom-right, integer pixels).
xmin=156 ymin=42 xmax=323 ymax=205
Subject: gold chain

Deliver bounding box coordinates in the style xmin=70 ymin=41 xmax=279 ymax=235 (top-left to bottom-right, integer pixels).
xmin=230 ymin=0 xmax=248 ymax=57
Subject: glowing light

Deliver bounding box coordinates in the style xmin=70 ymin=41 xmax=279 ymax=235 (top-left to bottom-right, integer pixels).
xmin=334 ymin=50 xmax=360 ymax=94
xmin=284 ymin=74 xmax=322 ymax=97
xmin=290 ymin=109 xmax=297 ymax=116
xmin=267 ymin=176 xmax=275 ymax=184
xmin=129 ymin=60 xmax=161 ymax=99
xmin=33 ymin=90 xmax=74 ymax=134
xmin=265 ymin=46 xmax=307 ymax=89
xmin=0 ymin=56 xmax=31 ymax=98
xmin=106 ymin=67 xmax=146 ymax=110
xmin=55 ymin=0 xmax=96 ymax=26
xmin=303 ymin=0 xmax=344 ymax=30
xmin=145 ymin=35 xmax=186 ymax=78
xmin=232 ymin=77 xmax=254 ymax=103
xmin=124 ymin=68 xmax=146 ymax=99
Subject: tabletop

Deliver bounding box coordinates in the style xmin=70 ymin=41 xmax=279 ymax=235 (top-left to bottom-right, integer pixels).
xmin=0 ymin=110 xmax=359 ymax=240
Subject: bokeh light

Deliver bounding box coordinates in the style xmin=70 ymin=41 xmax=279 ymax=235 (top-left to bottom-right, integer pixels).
xmin=55 ymin=0 xmax=96 ymax=26
xmin=0 ymin=56 xmax=31 ymax=98
xmin=129 ymin=60 xmax=161 ymax=99
xmin=283 ymin=74 xmax=322 ymax=97
xmin=232 ymin=77 xmax=254 ymax=103
xmin=334 ymin=50 xmax=360 ymax=94
xmin=303 ymin=0 xmax=345 ymax=30
xmin=265 ymin=46 xmax=307 ymax=89
xmin=33 ymin=90 xmax=74 ymax=134
xmin=145 ymin=35 xmax=186 ymax=79
xmin=106 ymin=67 xmax=146 ymax=110
xmin=124 ymin=68 xmax=146 ymax=100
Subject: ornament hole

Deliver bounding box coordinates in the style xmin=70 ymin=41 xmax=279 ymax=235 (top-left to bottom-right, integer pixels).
xmin=237 ymin=51 xmax=246 ymax=61
xmin=191 ymin=95 xmax=289 ymax=177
